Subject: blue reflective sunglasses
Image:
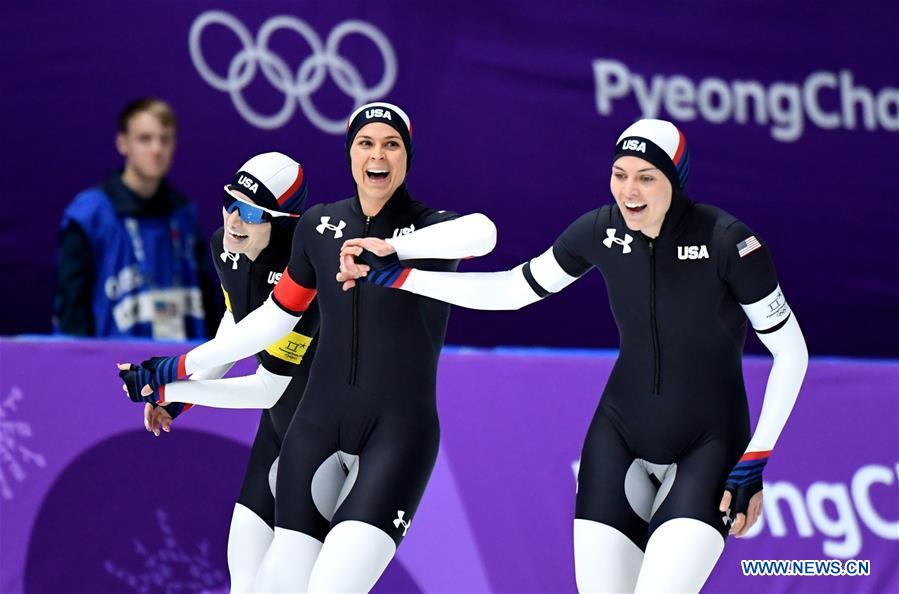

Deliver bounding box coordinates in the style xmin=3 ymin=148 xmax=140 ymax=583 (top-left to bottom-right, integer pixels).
xmin=223 ymin=187 xmax=298 ymax=224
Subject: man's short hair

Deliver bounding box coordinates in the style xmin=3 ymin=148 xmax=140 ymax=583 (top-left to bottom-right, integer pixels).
xmin=118 ymin=98 xmax=178 ymax=134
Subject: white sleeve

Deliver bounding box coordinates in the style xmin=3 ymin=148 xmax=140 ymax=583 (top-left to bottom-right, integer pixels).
xmin=188 ymin=310 xmax=236 ymax=381
xmin=397 ymin=248 xmax=579 ymax=310
xmin=740 ymin=291 xmax=809 ymax=453
xmin=163 ymin=365 xmax=291 ymax=409
xmin=386 ymin=213 xmax=497 ymax=260
xmin=184 ymin=297 xmax=300 ymax=375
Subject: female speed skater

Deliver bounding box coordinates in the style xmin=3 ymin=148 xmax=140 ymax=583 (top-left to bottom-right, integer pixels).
xmin=344 ymin=119 xmax=809 ymax=593
xmin=120 ymin=151 xmax=320 ymax=592
xmin=120 ymin=102 xmax=497 ymax=593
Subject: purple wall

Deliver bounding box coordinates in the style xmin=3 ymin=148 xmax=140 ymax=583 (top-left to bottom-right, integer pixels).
xmin=1 ymin=338 xmax=897 ymax=593
xmin=1 ymin=2 xmax=897 ymax=357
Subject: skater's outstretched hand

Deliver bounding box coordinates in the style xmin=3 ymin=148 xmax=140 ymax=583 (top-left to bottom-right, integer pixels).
xmin=117 ymin=355 xmax=187 ymax=403
xmin=144 ymin=403 xmax=173 ymax=436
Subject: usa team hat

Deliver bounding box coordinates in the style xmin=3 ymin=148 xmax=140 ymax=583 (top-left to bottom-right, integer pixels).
xmin=614 ymin=119 xmax=690 ymax=190
xmin=228 ymin=152 xmax=308 ymax=215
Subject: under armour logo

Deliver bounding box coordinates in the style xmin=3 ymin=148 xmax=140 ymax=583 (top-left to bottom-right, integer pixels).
xmin=393 ymin=510 xmax=411 ymax=536
xmin=220 ymin=250 xmax=240 ymax=270
xmin=602 ymin=228 xmax=633 ymax=254
xmin=316 ymin=216 xmax=346 ymax=239
xmin=722 ymin=510 xmax=734 ymax=527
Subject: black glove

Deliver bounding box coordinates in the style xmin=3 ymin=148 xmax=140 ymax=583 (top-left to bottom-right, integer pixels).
xmin=120 ymin=364 xmax=159 ymax=404
xmin=140 ymin=355 xmax=188 ymax=387
xmin=356 ymin=252 xmax=407 ymax=287
xmin=723 ymin=451 xmax=770 ymax=519
xmin=155 ymin=401 xmax=191 ymax=420
xmin=118 ymin=355 xmax=187 ymax=404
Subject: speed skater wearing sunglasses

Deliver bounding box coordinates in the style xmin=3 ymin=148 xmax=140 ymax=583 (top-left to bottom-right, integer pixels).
xmin=223 ymin=186 xmax=300 ymax=224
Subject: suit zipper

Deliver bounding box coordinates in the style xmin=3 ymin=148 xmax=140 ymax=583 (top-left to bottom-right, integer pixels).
xmin=350 ymin=215 xmax=372 ymax=385
xmin=649 ymin=240 xmax=661 ymax=395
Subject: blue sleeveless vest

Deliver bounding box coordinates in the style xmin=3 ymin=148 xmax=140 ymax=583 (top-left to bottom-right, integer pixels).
xmin=59 ymin=187 xmax=206 ymax=339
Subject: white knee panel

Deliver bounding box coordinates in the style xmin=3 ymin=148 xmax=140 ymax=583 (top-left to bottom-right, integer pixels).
xmin=227 ymin=504 xmax=274 ymax=593
xmin=253 ymin=526 xmax=323 ymax=593
xmin=634 ymin=518 xmax=724 ymax=594
xmin=307 ymin=520 xmax=397 ymax=593
xmin=573 ymin=519 xmax=643 ymax=593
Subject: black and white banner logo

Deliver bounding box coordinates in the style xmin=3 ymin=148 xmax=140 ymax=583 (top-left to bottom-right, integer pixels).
xmin=189 ymin=10 xmax=397 ymax=133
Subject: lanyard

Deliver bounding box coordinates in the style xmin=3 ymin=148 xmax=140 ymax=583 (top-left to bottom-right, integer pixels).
xmin=123 ymin=216 xmax=184 ymax=288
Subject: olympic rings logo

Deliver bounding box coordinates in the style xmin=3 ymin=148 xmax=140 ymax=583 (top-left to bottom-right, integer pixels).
xmin=189 ymin=10 xmax=397 ymax=134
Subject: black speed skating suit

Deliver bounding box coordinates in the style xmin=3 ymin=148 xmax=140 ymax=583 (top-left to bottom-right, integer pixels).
xmin=210 ymin=225 xmax=320 ymax=527
xmin=555 ymin=192 xmax=784 ymax=546
xmin=271 ymin=186 xmax=458 ymax=546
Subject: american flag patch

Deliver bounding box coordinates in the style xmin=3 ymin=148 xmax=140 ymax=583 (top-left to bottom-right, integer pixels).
xmin=737 ymin=236 xmax=762 ymax=258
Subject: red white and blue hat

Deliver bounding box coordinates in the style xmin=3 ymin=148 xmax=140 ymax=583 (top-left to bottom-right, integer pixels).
xmin=614 ymin=119 xmax=690 ymax=190
xmin=228 ymin=152 xmax=308 ymax=215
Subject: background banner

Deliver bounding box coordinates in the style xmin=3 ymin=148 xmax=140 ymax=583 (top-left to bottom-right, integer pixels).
xmin=1 ymin=338 xmax=896 ymax=593
xmin=2 ymin=1 xmax=897 ymax=357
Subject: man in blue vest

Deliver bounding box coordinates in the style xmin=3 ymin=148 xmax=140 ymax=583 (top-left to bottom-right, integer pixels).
xmin=55 ymin=98 xmax=216 ymax=339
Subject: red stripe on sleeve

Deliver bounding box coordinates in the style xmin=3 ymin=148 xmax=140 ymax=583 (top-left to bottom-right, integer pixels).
xmin=157 ymin=384 xmax=166 ymax=404
xmin=740 ymin=450 xmax=772 ymax=462
xmin=177 ymin=354 xmax=188 ymax=379
xmin=273 ymin=268 xmax=317 ymax=313
xmin=277 ymin=165 xmax=305 ymax=205
xmin=391 ymin=268 xmax=412 ymax=288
